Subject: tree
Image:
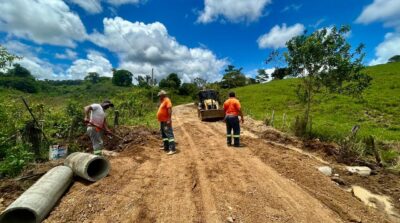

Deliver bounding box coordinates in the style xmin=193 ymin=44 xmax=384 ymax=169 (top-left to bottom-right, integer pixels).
xmin=220 ymin=65 xmax=247 ymax=88
xmin=256 ymin=69 xmax=269 ymax=83
xmin=246 ymin=77 xmax=257 ymax=85
xmin=159 ymin=73 xmax=182 ymax=89
xmin=193 ymin=77 xmax=207 ymax=89
xmin=271 ymin=68 xmax=288 ymax=80
xmin=112 ymin=69 xmax=133 ymax=86
xmin=0 ymin=45 xmax=21 ymax=69
xmin=179 ymin=83 xmax=198 ymax=97
xmin=7 ymin=64 xmax=32 ymax=78
xmin=388 ymin=55 xmax=400 ymax=63
xmin=84 ymin=72 xmax=100 ymax=84
xmin=135 ymin=75 xmax=153 ymax=88
xmin=284 ymin=25 xmax=371 ymax=136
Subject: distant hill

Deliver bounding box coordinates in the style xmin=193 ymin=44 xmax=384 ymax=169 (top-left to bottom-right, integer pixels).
xmin=235 ymin=62 xmax=400 ymax=142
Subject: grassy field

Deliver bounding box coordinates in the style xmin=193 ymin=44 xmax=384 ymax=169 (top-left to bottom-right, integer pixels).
xmin=235 ymin=62 xmax=400 ymax=142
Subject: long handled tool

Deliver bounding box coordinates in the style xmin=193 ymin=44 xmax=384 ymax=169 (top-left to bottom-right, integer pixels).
xmin=85 ymin=121 xmax=126 ymax=142
xmin=21 ymin=97 xmax=49 ymax=143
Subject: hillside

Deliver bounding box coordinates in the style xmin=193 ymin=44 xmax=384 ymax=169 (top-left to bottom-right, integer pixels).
xmin=235 ymin=62 xmax=400 ymax=142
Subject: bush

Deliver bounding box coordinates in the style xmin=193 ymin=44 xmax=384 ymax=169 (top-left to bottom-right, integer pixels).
xmin=292 ymin=115 xmax=308 ymax=137
xmin=0 ymin=76 xmax=38 ymax=93
xmin=0 ymin=144 xmax=34 ymax=177
xmin=380 ymin=149 xmax=399 ymax=166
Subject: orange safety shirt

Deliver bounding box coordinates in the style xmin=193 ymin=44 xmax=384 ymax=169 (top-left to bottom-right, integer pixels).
xmin=223 ymin=97 xmax=241 ymax=116
xmin=157 ymin=97 xmax=172 ymax=122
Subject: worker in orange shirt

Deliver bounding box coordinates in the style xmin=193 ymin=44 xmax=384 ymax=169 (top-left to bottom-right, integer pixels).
xmin=223 ymin=92 xmax=244 ymax=147
xmin=157 ymin=90 xmax=176 ymax=155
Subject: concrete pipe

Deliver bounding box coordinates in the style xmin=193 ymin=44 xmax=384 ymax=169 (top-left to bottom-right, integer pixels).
xmin=64 ymin=152 xmax=110 ymax=182
xmin=0 ymin=166 xmax=73 ymax=223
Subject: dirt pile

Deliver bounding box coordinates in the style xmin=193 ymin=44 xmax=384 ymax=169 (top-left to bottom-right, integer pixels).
xmin=76 ymin=125 xmax=158 ymax=152
xmin=0 ymin=126 xmax=158 ymax=215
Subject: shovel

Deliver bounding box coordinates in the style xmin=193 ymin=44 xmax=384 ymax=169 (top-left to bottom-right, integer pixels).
xmin=84 ymin=120 xmax=127 ymax=143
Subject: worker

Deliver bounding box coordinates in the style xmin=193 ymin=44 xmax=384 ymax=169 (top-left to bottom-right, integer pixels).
xmin=84 ymin=100 xmax=114 ymax=155
xmin=157 ymin=90 xmax=176 ymax=155
xmin=223 ymin=92 xmax=244 ymax=147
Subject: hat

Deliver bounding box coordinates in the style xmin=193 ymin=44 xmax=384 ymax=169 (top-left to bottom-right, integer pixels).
xmin=102 ymin=100 xmax=114 ymax=107
xmin=157 ymin=90 xmax=167 ymax=96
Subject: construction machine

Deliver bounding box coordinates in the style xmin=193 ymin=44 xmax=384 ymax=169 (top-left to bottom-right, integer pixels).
xmin=197 ymin=89 xmax=225 ymax=121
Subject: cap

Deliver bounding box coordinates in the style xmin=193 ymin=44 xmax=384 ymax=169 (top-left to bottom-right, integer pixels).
xmin=157 ymin=90 xmax=167 ymax=96
xmin=102 ymin=100 xmax=114 ymax=107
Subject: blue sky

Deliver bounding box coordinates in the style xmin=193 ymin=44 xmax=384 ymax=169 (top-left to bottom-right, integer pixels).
xmin=0 ymin=0 xmax=399 ymax=81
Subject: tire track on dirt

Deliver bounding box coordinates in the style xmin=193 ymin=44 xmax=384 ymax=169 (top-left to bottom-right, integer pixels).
xmin=193 ymin=105 xmax=391 ymax=223
xmin=174 ymin=116 xmax=220 ymax=222
xmin=174 ymin=105 xmax=342 ymax=222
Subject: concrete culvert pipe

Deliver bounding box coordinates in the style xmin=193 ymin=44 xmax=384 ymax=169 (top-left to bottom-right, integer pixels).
xmin=64 ymin=152 xmax=110 ymax=182
xmin=0 ymin=166 xmax=73 ymax=223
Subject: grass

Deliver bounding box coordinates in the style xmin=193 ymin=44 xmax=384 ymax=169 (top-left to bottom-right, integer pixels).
xmin=234 ymin=62 xmax=400 ymax=142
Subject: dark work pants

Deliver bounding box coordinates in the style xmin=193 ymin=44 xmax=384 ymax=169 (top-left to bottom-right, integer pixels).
xmin=160 ymin=122 xmax=176 ymax=151
xmin=226 ymin=116 xmax=240 ymax=146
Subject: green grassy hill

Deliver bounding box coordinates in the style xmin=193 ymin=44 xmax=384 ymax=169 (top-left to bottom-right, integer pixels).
xmin=235 ymin=62 xmax=400 ymax=142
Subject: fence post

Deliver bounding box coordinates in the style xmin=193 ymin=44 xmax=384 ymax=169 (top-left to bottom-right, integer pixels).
xmin=114 ymin=110 xmax=119 ymax=127
xmin=282 ymin=113 xmax=286 ymax=129
xmin=271 ymin=110 xmax=275 ymax=127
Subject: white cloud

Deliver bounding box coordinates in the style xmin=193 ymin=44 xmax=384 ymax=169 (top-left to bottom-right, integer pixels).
xmin=55 ymin=49 xmax=78 ymax=60
xmin=106 ymin=0 xmax=141 ymax=6
xmin=66 ymin=52 xmax=113 ymax=79
xmin=69 ymin=0 xmax=103 ymax=14
xmin=3 ymin=40 xmax=42 ymax=59
xmin=357 ymin=0 xmax=400 ymax=65
xmin=282 ymin=4 xmax=302 ymax=13
xmin=356 ymin=0 xmax=400 ymax=30
xmin=2 ymin=40 xmax=61 ymax=79
xmin=90 ymin=17 xmax=227 ymax=82
xmin=197 ymin=0 xmax=271 ymax=24
xmin=68 ymin=0 xmax=142 ymax=14
xmin=369 ymin=33 xmax=400 ymax=65
xmin=258 ymin=23 xmax=305 ymax=49
xmin=19 ymin=57 xmax=61 ymax=80
xmin=0 ymin=0 xmax=87 ymax=47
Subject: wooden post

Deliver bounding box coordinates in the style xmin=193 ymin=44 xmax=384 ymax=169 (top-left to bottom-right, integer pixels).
xmin=114 ymin=110 xmax=119 ymax=127
xmin=282 ymin=113 xmax=286 ymax=129
xmin=365 ymin=135 xmax=382 ymax=166
xmin=271 ymin=110 xmax=275 ymax=127
xmin=151 ymin=68 xmax=154 ymax=103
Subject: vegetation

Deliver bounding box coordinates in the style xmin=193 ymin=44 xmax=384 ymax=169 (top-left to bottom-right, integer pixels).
xmin=220 ymin=65 xmax=247 ymax=88
xmin=112 ymin=69 xmax=133 ymax=86
xmin=283 ymin=25 xmax=370 ymax=137
xmin=235 ymin=62 xmax=400 ymax=142
xmin=255 ymin=69 xmax=269 ymax=83
xmin=271 ymin=68 xmax=289 ymax=80
xmin=159 ymin=73 xmax=181 ymax=89
xmin=388 ymin=55 xmax=400 ymax=63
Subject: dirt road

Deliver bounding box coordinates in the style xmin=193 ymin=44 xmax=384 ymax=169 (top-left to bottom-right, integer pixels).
xmin=44 ymin=104 xmax=391 ymax=223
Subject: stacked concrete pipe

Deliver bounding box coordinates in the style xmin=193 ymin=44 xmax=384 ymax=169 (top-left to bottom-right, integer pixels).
xmin=0 ymin=152 xmax=110 ymax=223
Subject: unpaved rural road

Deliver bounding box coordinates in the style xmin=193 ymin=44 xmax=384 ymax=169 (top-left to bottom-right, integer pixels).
xmin=44 ymin=104 xmax=391 ymax=223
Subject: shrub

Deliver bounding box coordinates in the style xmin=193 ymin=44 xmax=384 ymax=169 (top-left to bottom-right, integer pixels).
xmin=380 ymin=149 xmax=399 ymax=166
xmin=292 ymin=115 xmax=308 ymax=137
xmin=0 ymin=143 xmax=34 ymax=177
